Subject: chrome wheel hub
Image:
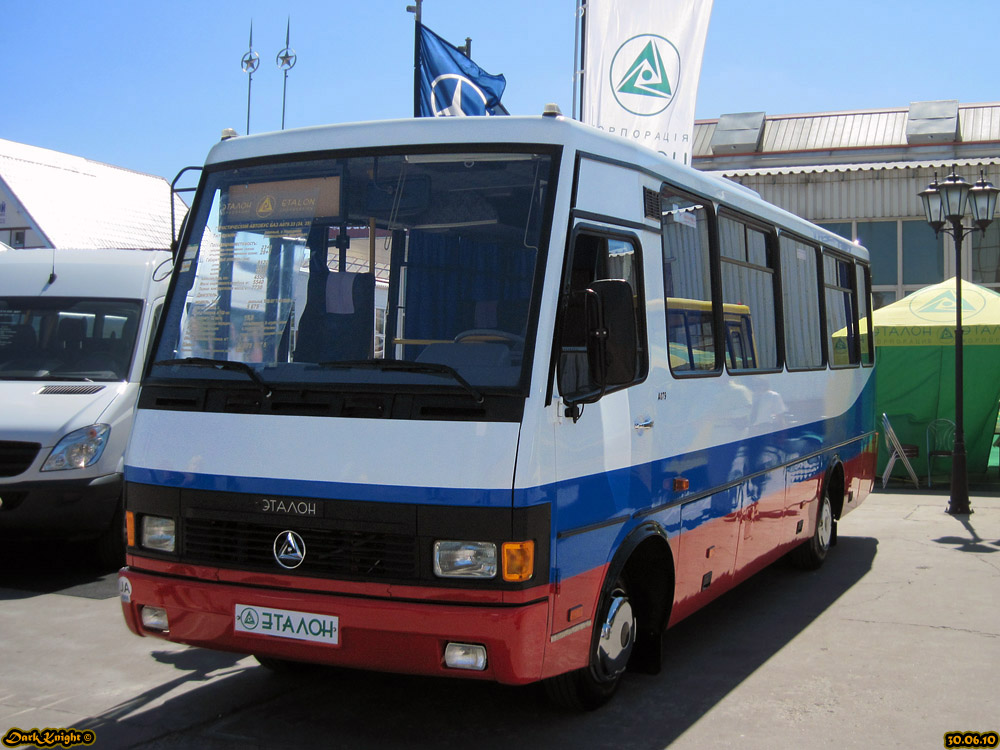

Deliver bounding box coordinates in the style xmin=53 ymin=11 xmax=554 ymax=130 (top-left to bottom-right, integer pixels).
xmin=597 ymin=593 xmax=635 ymax=679
xmin=818 ymin=497 xmax=833 ymax=551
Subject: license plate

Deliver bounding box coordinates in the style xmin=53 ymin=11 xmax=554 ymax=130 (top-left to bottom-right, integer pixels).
xmin=234 ymin=604 xmax=339 ymax=646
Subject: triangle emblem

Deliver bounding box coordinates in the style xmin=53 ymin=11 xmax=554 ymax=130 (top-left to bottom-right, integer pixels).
xmin=616 ymin=41 xmax=673 ymax=99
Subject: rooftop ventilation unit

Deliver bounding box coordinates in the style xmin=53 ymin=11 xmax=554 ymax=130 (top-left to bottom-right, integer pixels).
xmin=906 ymin=100 xmax=960 ymax=144
xmin=709 ymin=111 xmax=766 ymax=154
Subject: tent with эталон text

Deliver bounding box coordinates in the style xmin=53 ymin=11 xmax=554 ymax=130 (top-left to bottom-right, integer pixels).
xmin=873 ymin=277 xmax=1000 ymax=482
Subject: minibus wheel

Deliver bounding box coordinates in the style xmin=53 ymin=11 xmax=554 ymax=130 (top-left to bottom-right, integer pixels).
xmin=790 ymin=489 xmax=834 ymax=570
xmin=95 ymin=502 xmax=126 ymax=569
xmin=543 ymin=576 xmax=635 ymax=710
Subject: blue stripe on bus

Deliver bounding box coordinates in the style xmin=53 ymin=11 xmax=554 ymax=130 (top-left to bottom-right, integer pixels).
xmin=524 ymin=421 xmax=870 ymax=530
xmin=520 ymin=379 xmax=874 ymax=526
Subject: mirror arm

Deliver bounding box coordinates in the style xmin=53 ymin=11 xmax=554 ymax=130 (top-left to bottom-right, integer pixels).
xmin=564 ymin=400 xmax=583 ymax=423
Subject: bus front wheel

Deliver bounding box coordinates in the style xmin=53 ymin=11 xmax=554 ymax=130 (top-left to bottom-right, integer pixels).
xmin=543 ymin=576 xmax=635 ymax=711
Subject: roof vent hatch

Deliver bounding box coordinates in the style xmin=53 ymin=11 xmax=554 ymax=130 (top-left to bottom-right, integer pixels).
xmin=906 ymin=100 xmax=960 ymax=144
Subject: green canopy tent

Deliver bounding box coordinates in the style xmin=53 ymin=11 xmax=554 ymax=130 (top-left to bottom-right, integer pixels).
xmin=871 ymin=278 xmax=1000 ymax=483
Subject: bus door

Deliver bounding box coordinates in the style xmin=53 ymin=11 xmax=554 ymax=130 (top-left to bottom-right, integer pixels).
xmin=549 ymin=224 xmax=652 ymax=638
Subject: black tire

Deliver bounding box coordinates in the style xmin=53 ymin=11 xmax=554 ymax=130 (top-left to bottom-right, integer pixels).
xmin=790 ymin=489 xmax=834 ymax=570
xmin=95 ymin=501 xmax=126 ymax=569
xmin=254 ymin=655 xmax=309 ymax=673
xmin=543 ymin=576 xmax=636 ymax=711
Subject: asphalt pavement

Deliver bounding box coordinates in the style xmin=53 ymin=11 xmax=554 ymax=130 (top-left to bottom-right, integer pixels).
xmin=1 ymin=488 xmax=997 ymax=749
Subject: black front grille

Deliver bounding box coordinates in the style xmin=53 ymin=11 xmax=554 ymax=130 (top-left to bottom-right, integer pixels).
xmin=183 ymin=517 xmax=419 ymax=580
xmin=0 ymin=441 xmax=41 ymax=477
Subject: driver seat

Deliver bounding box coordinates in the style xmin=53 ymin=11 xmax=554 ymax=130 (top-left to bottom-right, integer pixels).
xmin=294 ymin=271 xmax=375 ymax=362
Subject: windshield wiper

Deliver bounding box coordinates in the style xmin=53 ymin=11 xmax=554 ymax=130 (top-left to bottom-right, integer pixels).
xmin=316 ymin=359 xmax=484 ymax=404
xmin=153 ymin=357 xmax=271 ymax=396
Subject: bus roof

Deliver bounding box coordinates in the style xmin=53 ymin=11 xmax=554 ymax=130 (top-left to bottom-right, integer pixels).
xmin=204 ymin=115 xmax=867 ymax=262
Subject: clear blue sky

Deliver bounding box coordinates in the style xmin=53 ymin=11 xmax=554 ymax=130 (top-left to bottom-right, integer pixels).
xmin=5 ymin=0 xmax=998 ymax=182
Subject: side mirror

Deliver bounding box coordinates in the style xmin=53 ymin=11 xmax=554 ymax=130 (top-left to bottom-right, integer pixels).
xmin=586 ymin=279 xmax=637 ymax=389
xmin=558 ymin=278 xmax=638 ymax=411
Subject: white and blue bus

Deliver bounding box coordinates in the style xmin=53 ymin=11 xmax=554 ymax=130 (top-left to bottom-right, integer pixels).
xmin=118 ymin=112 xmax=876 ymax=710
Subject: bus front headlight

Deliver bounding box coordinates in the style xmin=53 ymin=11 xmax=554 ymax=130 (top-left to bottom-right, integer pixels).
xmin=41 ymin=424 xmax=110 ymax=471
xmin=433 ymin=541 xmax=497 ymax=578
xmin=141 ymin=516 xmax=176 ymax=553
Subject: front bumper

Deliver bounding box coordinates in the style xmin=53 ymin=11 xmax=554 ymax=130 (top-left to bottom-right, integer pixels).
xmin=118 ymin=565 xmax=552 ymax=685
xmin=0 ymin=473 xmax=121 ymax=538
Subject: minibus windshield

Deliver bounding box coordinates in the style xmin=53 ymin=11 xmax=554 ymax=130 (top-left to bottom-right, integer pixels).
xmin=0 ymin=297 xmax=142 ymax=381
xmin=152 ymin=149 xmax=555 ymax=394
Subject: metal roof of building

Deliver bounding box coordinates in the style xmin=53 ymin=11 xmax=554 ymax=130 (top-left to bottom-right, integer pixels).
xmin=693 ymin=101 xmax=1000 ymax=171
xmin=0 ymin=138 xmax=186 ymax=250
xmin=712 ymin=155 xmax=1000 ymax=178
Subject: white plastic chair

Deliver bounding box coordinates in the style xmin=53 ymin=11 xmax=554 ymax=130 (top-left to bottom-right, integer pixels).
xmin=882 ymin=413 xmax=920 ymax=489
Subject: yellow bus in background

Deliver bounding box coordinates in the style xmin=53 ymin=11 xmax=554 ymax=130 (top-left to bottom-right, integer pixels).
xmin=667 ymin=298 xmax=756 ymax=371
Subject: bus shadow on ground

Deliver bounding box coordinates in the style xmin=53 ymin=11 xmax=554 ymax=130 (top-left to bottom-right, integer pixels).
xmin=0 ymin=538 xmax=120 ymax=600
xmin=78 ymin=536 xmax=877 ymax=750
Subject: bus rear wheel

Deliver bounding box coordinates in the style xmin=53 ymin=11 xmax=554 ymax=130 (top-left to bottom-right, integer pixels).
xmin=543 ymin=576 xmax=636 ymax=711
xmin=791 ymin=488 xmax=834 ymax=570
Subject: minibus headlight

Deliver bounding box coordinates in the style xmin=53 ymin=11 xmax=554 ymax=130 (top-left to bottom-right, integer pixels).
xmin=41 ymin=424 xmax=110 ymax=471
xmin=433 ymin=541 xmax=497 ymax=578
xmin=141 ymin=516 xmax=176 ymax=553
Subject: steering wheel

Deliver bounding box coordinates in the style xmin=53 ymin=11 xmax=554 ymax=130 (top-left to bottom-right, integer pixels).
xmin=454 ymin=329 xmax=524 ymax=347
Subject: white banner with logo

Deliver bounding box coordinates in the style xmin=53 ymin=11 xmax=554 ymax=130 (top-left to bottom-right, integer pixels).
xmin=582 ymin=0 xmax=713 ymax=164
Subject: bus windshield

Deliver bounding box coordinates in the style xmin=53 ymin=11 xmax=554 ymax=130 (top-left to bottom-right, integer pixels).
xmin=153 ymin=149 xmax=555 ymax=393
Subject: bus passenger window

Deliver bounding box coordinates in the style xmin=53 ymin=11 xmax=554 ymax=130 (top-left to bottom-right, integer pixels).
xmin=661 ymin=186 xmax=717 ymax=374
xmin=857 ymin=263 xmax=874 ymax=366
xmin=719 ymin=215 xmax=778 ymax=372
xmin=779 ymin=236 xmax=823 ymax=369
xmin=825 ymin=253 xmax=860 ymax=366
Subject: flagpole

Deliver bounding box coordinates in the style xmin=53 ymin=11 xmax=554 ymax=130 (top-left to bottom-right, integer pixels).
xmin=576 ymin=0 xmax=587 ymax=121
xmin=573 ymin=0 xmax=582 ymax=120
xmin=408 ymin=0 xmax=423 ymax=117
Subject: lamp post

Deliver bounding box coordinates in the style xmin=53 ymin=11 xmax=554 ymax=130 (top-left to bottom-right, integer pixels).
xmin=919 ymin=167 xmax=1000 ymax=514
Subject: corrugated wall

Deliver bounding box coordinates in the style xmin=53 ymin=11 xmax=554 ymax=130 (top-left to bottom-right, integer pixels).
xmin=726 ymin=162 xmax=1000 ymax=222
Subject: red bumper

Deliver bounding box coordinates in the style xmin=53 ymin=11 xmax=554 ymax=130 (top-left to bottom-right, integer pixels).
xmin=118 ymin=566 xmax=553 ymax=685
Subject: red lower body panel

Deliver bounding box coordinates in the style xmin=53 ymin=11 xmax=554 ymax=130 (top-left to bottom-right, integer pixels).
xmin=119 ymin=566 xmax=556 ymax=685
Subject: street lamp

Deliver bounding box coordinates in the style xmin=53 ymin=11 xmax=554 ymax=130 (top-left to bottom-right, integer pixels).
xmin=919 ymin=167 xmax=1000 ymax=514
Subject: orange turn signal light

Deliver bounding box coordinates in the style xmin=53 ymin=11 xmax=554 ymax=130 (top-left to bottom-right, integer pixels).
xmin=502 ymin=541 xmax=535 ymax=582
xmin=126 ymin=510 xmax=136 ymax=547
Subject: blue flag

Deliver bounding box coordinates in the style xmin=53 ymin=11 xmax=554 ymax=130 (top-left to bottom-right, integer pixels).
xmin=417 ymin=24 xmax=506 ymax=117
